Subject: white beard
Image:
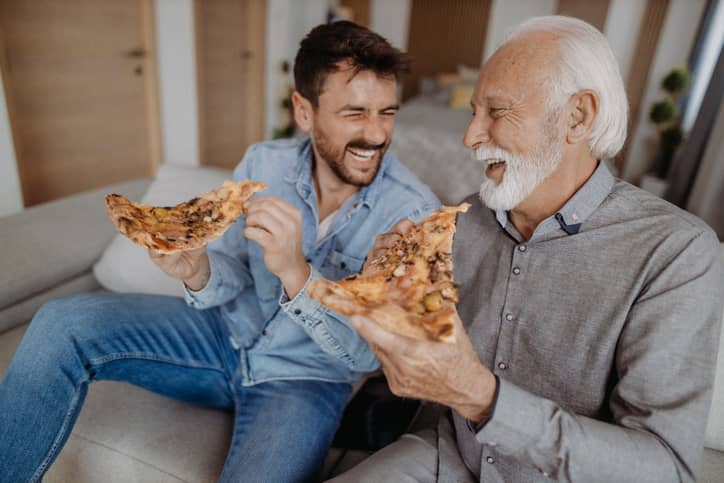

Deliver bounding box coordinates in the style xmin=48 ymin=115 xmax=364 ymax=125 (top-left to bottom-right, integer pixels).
xmin=473 ymin=137 xmax=563 ymax=211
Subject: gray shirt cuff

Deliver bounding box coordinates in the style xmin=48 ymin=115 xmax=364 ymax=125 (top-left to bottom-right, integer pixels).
xmin=473 ymin=377 xmax=544 ymax=452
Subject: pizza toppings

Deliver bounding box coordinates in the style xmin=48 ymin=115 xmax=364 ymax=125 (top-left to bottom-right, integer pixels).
xmin=105 ymin=179 xmax=267 ymax=253
xmin=308 ymin=203 xmax=470 ymax=343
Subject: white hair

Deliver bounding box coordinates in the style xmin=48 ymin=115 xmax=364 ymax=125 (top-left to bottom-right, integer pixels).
xmin=500 ymin=16 xmax=629 ymax=160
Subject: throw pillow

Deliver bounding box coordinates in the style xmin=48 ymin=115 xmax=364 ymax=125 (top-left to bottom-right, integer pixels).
xmin=93 ymin=163 xmax=232 ymax=297
xmin=449 ymin=83 xmax=475 ymax=109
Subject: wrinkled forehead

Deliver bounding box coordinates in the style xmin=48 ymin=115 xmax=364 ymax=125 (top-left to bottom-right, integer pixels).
xmin=476 ymin=32 xmax=560 ymax=102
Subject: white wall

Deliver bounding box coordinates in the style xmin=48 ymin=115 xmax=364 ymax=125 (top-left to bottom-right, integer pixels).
xmin=0 ymin=69 xmax=23 ymax=217
xmin=370 ymin=0 xmax=411 ymax=50
xmin=484 ymin=0 xmax=557 ymax=62
xmin=154 ymin=0 xmax=199 ymax=167
xmin=623 ymin=0 xmax=708 ymax=182
xmin=604 ymin=0 xmax=648 ymax=84
xmin=264 ymin=0 xmax=328 ymax=139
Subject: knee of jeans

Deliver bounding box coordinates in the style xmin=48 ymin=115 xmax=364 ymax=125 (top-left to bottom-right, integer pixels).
xmin=30 ymin=294 xmax=103 ymax=343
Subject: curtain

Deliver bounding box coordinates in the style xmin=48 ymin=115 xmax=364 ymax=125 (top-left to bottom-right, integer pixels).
xmin=665 ymin=45 xmax=724 ymax=238
xmin=685 ymin=94 xmax=724 ymax=238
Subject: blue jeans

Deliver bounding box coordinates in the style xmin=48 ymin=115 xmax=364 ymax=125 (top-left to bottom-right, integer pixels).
xmin=0 ymin=293 xmax=351 ymax=483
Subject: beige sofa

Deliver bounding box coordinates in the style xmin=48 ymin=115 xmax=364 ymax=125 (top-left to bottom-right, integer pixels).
xmin=1 ymin=168 xmax=723 ymax=482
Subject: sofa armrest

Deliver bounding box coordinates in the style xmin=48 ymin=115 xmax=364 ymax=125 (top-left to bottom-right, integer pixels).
xmin=0 ymin=179 xmax=151 ymax=328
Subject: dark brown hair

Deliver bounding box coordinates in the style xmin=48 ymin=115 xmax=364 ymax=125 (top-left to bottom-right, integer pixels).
xmin=293 ymin=21 xmax=410 ymax=107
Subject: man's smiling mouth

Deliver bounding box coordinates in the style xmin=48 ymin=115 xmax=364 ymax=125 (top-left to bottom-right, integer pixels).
xmin=347 ymin=147 xmax=377 ymax=161
xmin=484 ymin=158 xmax=506 ymax=182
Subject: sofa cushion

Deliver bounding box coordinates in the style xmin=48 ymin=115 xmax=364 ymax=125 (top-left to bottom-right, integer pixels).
xmin=0 ymin=179 xmax=150 ymax=317
xmin=93 ymin=164 xmax=231 ymax=297
xmin=0 ymin=273 xmax=99 ymax=334
xmin=46 ymin=436 xmax=190 ymax=483
xmin=50 ymin=381 xmax=232 ymax=482
xmin=701 ymin=448 xmax=724 ymax=483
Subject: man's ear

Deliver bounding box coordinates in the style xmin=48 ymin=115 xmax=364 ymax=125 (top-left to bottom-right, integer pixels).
xmin=292 ymin=91 xmax=314 ymax=133
xmin=566 ymin=90 xmax=599 ymax=145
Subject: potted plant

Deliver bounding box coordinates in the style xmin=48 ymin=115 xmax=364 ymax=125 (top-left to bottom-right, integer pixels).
xmin=648 ymin=67 xmax=691 ymax=178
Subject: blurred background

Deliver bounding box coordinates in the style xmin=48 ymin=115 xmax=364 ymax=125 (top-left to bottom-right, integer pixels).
xmin=0 ymin=0 xmax=722 ymax=234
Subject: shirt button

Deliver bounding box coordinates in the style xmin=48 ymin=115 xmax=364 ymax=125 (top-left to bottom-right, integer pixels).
xmin=505 ymin=313 xmax=514 ymax=321
xmin=261 ymin=329 xmax=267 ymax=336
xmin=486 ymin=456 xmax=495 ymax=464
xmin=498 ymin=362 xmax=507 ymax=370
xmin=340 ymin=262 xmax=347 ymax=269
xmin=518 ymin=244 xmax=527 ymax=252
xmin=512 ymin=267 xmax=521 ymax=275
xmin=294 ymin=308 xmax=302 ymax=315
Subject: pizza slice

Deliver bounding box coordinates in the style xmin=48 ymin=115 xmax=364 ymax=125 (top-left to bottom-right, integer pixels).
xmin=105 ymin=179 xmax=267 ymax=253
xmin=308 ymin=203 xmax=470 ymax=343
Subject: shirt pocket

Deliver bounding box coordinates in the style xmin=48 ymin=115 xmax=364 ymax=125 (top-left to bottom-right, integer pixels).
xmin=320 ymin=250 xmax=365 ymax=281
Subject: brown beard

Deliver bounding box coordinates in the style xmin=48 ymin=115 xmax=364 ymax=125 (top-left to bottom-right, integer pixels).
xmin=312 ymin=124 xmax=388 ymax=187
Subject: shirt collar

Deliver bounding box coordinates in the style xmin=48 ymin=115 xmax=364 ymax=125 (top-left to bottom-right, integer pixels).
xmin=284 ymin=137 xmax=392 ymax=209
xmin=495 ymin=161 xmax=615 ymax=238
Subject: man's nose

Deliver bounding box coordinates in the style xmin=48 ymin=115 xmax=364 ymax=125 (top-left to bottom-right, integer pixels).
xmin=463 ymin=114 xmax=492 ymax=149
xmin=363 ymin=117 xmax=387 ymax=146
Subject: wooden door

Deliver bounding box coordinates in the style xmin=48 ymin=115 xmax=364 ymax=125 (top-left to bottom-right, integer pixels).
xmin=0 ymin=0 xmax=161 ymax=206
xmin=195 ymin=0 xmax=266 ymax=170
xmin=340 ymin=0 xmax=371 ymax=27
xmin=403 ymin=0 xmax=492 ymax=101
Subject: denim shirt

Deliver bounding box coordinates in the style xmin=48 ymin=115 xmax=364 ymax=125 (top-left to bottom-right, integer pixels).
xmin=185 ymin=138 xmax=440 ymax=386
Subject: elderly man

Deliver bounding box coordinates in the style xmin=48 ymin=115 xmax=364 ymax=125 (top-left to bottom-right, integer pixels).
xmin=330 ymin=16 xmax=723 ymax=483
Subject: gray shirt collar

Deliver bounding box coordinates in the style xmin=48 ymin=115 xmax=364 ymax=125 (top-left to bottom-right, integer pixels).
xmin=494 ymin=161 xmax=615 ymax=240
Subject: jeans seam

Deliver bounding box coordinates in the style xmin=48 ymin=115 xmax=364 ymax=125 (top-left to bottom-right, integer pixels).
xmin=87 ymin=353 xmax=226 ymax=374
xmin=218 ymin=386 xmax=245 ymax=483
xmin=241 ymin=374 xmax=351 ymax=386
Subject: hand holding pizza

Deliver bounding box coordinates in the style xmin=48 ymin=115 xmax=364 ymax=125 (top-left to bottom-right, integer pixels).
xmin=363 ymin=219 xmax=414 ymax=273
xmin=244 ymin=196 xmax=310 ymax=299
xmin=149 ymin=248 xmax=211 ymax=290
xmin=349 ymin=313 xmax=497 ymax=424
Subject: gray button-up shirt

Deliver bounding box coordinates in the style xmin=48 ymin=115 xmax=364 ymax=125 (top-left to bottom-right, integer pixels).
xmin=437 ymin=162 xmax=723 ymax=482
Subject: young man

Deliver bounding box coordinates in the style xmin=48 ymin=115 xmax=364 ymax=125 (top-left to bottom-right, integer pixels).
xmin=330 ymin=16 xmax=722 ymax=482
xmin=0 ymin=21 xmax=439 ymax=482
